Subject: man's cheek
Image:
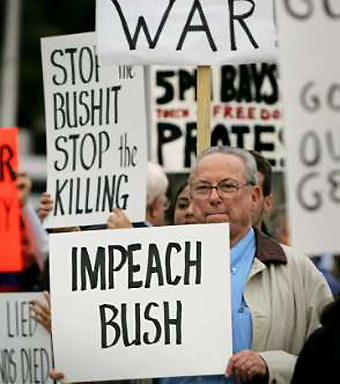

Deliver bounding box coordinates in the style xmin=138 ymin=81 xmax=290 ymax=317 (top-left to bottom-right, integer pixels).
xmin=192 ymin=200 xmax=206 ymax=223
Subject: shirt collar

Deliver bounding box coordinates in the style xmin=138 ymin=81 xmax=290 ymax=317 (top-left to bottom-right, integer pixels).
xmin=254 ymin=227 xmax=287 ymax=265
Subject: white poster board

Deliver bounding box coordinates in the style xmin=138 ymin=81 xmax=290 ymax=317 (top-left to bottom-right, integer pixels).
xmin=41 ymin=32 xmax=147 ymax=228
xmin=0 ymin=293 xmax=54 ymax=384
xmin=50 ymin=224 xmax=231 ymax=383
xmin=151 ymin=64 xmax=284 ymax=171
xmin=276 ymin=2 xmax=340 ymax=254
xmin=96 ymin=0 xmax=277 ymax=65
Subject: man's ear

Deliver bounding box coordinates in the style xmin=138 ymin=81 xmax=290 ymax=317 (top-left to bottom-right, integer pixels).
xmin=263 ymin=194 xmax=274 ymax=215
xmin=251 ymin=185 xmax=261 ymax=206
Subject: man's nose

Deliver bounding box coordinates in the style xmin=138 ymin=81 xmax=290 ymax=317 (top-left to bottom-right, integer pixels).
xmin=208 ymin=187 xmax=222 ymax=203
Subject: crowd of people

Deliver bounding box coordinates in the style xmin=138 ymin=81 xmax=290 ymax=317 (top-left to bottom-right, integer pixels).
xmin=1 ymin=147 xmax=339 ymax=384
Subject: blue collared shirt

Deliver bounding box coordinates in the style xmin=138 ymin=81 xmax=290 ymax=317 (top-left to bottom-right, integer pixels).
xmin=157 ymin=228 xmax=256 ymax=384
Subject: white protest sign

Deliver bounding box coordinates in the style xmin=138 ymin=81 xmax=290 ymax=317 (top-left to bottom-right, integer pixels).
xmin=50 ymin=224 xmax=231 ymax=383
xmin=151 ymin=64 xmax=285 ymax=171
xmin=41 ymin=32 xmax=147 ymax=228
xmin=276 ymin=2 xmax=340 ymax=254
xmin=0 ymin=293 xmax=53 ymax=384
xmin=96 ymin=0 xmax=277 ymax=66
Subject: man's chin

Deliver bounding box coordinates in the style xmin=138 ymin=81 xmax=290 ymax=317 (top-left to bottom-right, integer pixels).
xmin=205 ymin=214 xmax=229 ymax=223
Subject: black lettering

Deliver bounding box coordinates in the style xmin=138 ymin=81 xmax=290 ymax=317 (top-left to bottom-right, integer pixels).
xmin=80 ymin=246 xmax=106 ymax=290
xmin=110 ymin=0 xmax=176 ymax=50
xmin=231 ymin=125 xmax=250 ymax=148
xmin=229 ymin=0 xmax=259 ymax=51
xmin=283 ymin=0 xmax=313 ymax=19
xmin=143 ymin=303 xmax=162 ymax=345
xmin=184 ymin=122 xmax=197 ymax=168
xmin=54 ymin=179 xmax=68 ymax=216
xmin=128 ymin=243 xmax=143 ymax=289
xmin=184 ymin=241 xmax=202 ymax=285
xmin=54 ymin=136 xmax=68 ymax=171
xmin=51 ymin=50 xmax=67 ymax=86
xmin=300 ymin=81 xmax=320 ymax=112
xmin=177 ymin=0 xmax=217 ymax=52
xmin=99 ymin=304 xmax=120 ymax=348
xmin=157 ymin=123 xmax=182 ymax=165
xmin=164 ymin=301 xmax=182 ymax=345
xmin=156 ymin=71 xmax=175 ymax=104
xmin=211 ymin=124 xmax=231 ymax=146
xmin=325 ymin=0 xmax=340 ymax=18
xmin=145 ymin=243 xmax=164 ymax=288
xmin=297 ymin=172 xmax=322 ymax=211
xmin=108 ymin=245 xmax=128 ymax=289
xmin=165 ymin=243 xmax=182 ymax=285
xmin=300 ymin=131 xmax=321 ymax=166
xmin=121 ymin=303 xmax=141 ymax=346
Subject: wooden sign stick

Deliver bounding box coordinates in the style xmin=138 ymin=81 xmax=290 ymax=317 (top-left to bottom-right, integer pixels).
xmin=197 ymin=65 xmax=212 ymax=155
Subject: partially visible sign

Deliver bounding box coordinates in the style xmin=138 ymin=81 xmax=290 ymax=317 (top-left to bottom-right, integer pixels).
xmin=151 ymin=64 xmax=284 ymax=171
xmin=0 ymin=293 xmax=54 ymax=384
xmin=0 ymin=127 xmax=21 ymax=272
xmin=97 ymin=0 xmax=277 ymax=65
xmin=41 ymin=32 xmax=147 ymax=228
xmin=277 ymin=1 xmax=340 ymax=254
xmin=50 ymin=224 xmax=231 ymax=383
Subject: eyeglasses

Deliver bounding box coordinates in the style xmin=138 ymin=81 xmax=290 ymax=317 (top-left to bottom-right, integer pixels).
xmin=191 ymin=180 xmax=253 ymax=199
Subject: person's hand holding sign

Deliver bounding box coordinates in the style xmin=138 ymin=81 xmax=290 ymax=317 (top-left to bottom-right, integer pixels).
xmin=106 ymin=208 xmax=131 ymax=229
xmin=17 ymin=171 xmax=32 ymax=207
xmin=31 ymin=291 xmax=52 ymax=333
xmin=37 ymin=192 xmax=53 ymax=222
xmin=226 ymin=350 xmax=268 ymax=382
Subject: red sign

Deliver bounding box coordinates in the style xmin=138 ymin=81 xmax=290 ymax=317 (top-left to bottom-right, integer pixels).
xmin=0 ymin=127 xmax=22 ymax=271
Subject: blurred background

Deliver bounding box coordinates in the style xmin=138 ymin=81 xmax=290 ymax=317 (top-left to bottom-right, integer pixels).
xmin=0 ymin=0 xmax=95 ymax=204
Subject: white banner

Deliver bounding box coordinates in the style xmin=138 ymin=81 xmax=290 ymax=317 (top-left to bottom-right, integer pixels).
xmin=96 ymin=0 xmax=277 ymax=66
xmin=41 ymin=32 xmax=147 ymax=228
xmin=151 ymin=64 xmax=285 ymax=171
xmin=50 ymin=224 xmax=231 ymax=383
xmin=0 ymin=293 xmax=54 ymax=384
xmin=276 ymin=1 xmax=340 ymax=254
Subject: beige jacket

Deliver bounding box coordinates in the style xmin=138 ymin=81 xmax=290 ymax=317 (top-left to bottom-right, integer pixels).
xmin=246 ymin=231 xmax=333 ymax=384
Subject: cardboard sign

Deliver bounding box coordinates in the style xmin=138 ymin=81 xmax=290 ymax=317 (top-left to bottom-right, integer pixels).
xmin=276 ymin=2 xmax=340 ymax=254
xmin=0 ymin=127 xmax=21 ymax=272
xmin=0 ymin=293 xmax=54 ymax=384
xmin=41 ymin=32 xmax=147 ymax=228
xmin=151 ymin=64 xmax=285 ymax=171
xmin=50 ymin=224 xmax=231 ymax=382
xmin=96 ymin=0 xmax=277 ymax=65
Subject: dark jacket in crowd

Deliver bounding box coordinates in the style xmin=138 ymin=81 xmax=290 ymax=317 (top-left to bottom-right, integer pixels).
xmin=291 ymin=298 xmax=340 ymax=383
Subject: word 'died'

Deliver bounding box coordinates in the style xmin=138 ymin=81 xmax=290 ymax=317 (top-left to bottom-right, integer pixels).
xmin=107 ymin=0 xmax=259 ymax=52
xmin=71 ymin=241 xmax=202 ymax=291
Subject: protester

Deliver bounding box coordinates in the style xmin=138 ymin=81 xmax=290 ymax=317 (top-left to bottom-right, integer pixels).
xmin=291 ymin=297 xmax=340 ymax=383
xmin=0 ymin=171 xmax=48 ymax=292
xmin=170 ymin=183 xmax=196 ymax=225
xmin=178 ymin=146 xmax=332 ymax=384
xmin=249 ymin=150 xmax=273 ymax=235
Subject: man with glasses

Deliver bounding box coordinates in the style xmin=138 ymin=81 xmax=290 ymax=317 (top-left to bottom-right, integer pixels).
xmin=161 ymin=146 xmax=332 ymax=384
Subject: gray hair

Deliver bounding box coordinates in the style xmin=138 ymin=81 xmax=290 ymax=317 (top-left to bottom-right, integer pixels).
xmin=189 ymin=146 xmax=259 ymax=185
xmin=147 ymin=161 xmax=169 ymax=206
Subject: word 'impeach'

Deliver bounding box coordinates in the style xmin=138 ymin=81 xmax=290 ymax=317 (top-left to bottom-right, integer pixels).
xmin=71 ymin=240 xmax=202 ymax=291
xmin=106 ymin=0 xmax=259 ymax=52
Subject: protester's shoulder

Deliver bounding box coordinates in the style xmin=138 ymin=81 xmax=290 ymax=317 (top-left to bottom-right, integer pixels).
xmin=279 ymin=243 xmax=333 ymax=289
xmin=279 ymin=243 xmax=317 ymax=270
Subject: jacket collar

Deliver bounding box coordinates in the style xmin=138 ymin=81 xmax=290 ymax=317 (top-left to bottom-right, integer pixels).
xmin=254 ymin=227 xmax=287 ymax=265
